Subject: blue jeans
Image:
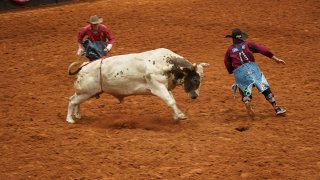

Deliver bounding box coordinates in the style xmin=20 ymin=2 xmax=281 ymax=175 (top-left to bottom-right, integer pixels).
xmin=233 ymin=62 xmax=270 ymax=97
xmin=82 ymin=40 xmax=107 ymax=61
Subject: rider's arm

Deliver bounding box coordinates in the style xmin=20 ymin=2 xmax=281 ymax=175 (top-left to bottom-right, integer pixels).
xmin=248 ymin=42 xmax=274 ymax=58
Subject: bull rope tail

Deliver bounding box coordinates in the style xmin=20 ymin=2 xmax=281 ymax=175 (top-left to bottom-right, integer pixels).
xmin=99 ymin=58 xmax=104 ymax=92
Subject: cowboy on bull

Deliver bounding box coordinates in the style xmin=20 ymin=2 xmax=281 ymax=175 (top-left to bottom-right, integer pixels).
xmin=77 ymin=15 xmax=114 ymax=61
xmin=224 ymin=28 xmax=286 ymax=117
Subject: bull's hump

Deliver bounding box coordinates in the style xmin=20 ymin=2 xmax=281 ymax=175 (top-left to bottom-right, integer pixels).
xmin=152 ymin=48 xmax=177 ymax=57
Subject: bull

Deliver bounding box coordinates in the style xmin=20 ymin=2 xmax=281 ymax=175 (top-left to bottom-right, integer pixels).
xmin=66 ymin=48 xmax=209 ymax=123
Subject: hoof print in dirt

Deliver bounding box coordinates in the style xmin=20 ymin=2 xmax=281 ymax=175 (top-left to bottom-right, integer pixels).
xmin=235 ymin=126 xmax=249 ymax=132
xmin=111 ymin=121 xmax=137 ymax=129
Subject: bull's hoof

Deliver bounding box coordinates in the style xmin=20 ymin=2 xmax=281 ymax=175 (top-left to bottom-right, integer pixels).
xmin=174 ymin=113 xmax=187 ymax=120
xmin=74 ymin=113 xmax=81 ymax=119
xmin=66 ymin=118 xmax=75 ymax=124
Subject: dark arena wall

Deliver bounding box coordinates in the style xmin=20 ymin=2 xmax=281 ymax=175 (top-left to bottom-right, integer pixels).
xmin=0 ymin=0 xmax=71 ymax=11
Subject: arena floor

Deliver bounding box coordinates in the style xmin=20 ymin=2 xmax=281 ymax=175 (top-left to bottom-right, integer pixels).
xmin=0 ymin=0 xmax=319 ymax=179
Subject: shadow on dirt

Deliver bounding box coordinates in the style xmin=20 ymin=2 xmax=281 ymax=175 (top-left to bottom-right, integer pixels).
xmin=223 ymin=111 xmax=285 ymax=123
xmin=235 ymin=126 xmax=250 ymax=132
xmin=75 ymin=115 xmax=185 ymax=132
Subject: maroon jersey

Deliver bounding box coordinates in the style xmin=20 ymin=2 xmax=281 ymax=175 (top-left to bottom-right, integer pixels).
xmin=78 ymin=24 xmax=114 ymax=46
xmin=224 ymin=41 xmax=274 ymax=74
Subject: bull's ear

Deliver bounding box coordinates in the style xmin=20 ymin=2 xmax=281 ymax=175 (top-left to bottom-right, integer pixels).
xmin=199 ymin=63 xmax=210 ymax=67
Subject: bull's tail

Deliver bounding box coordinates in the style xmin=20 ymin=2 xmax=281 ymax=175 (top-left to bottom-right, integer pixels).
xmin=68 ymin=61 xmax=83 ymax=76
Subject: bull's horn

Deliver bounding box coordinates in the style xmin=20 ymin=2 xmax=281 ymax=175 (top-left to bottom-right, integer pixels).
xmin=192 ymin=63 xmax=198 ymax=70
xmin=199 ymin=63 xmax=210 ymax=67
xmin=68 ymin=61 xmax=82 ymax=76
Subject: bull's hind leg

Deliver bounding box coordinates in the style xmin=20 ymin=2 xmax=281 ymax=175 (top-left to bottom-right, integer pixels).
xmin=66 ymin=93 xmax=92 ymax=123
xmin=149 ymin=84 xmax=186 ymax=120
xmin=74 ymin=104 xmax=81 ymax=119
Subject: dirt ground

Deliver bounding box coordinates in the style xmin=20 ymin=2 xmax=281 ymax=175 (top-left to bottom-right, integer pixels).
xmin=0 ymin=0 xmax=319 ymax=179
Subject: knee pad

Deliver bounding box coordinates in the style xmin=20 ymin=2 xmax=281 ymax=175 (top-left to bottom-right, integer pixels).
xmin=240 ymin=89 xmax=252 ymax=102
xmin=239 ymin=88 xmax=252 ymax=102
xmin=242 ymin=96 xmax=251 ymax=102
xmin=263 ymin=88 xmax=275 ymax=103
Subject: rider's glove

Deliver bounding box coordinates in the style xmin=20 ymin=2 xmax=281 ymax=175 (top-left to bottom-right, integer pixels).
xmin=77 ymin=47 xmax=84 ymax=56
xmin=104 ymin=44 xmax=113 ymax=52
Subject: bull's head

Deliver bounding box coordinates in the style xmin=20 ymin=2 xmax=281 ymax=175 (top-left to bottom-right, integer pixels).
xmin=181 ymin=63 xmax=210 ymax=99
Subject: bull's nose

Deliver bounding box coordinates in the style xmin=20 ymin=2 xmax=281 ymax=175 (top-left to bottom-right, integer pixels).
xmin=191 ymin=95 xmax=197 ymax=99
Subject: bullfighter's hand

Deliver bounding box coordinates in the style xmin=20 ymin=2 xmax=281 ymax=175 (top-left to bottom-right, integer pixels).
xmin=77 ymin=47 xmax=84 ymax=56
xmin=272 ymin=56 xmax=286 ymax=65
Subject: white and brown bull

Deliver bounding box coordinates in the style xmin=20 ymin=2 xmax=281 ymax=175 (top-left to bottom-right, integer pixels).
xmin=66 ymin=48 xmax=209 ymax=123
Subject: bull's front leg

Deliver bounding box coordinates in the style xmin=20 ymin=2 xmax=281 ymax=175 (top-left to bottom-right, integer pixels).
xmin=149 ymin=84 xmax=186 ymax=120
xmin=168 ymin=91 xmax=187 ymax=120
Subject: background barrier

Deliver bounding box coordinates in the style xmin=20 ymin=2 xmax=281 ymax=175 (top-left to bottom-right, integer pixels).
xmin=0 ymin=0 xmax=71 ymax=11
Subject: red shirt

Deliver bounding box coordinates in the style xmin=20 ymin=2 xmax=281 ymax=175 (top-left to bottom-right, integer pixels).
xmin=78 ymin=24 xmax=114 ymax=46
xmin=224 ymin=41 xmax=274 ymax=74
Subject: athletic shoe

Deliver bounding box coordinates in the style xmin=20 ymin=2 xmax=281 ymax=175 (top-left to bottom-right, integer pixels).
xmin=275 ymin=107 xmax=286 ymax=115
